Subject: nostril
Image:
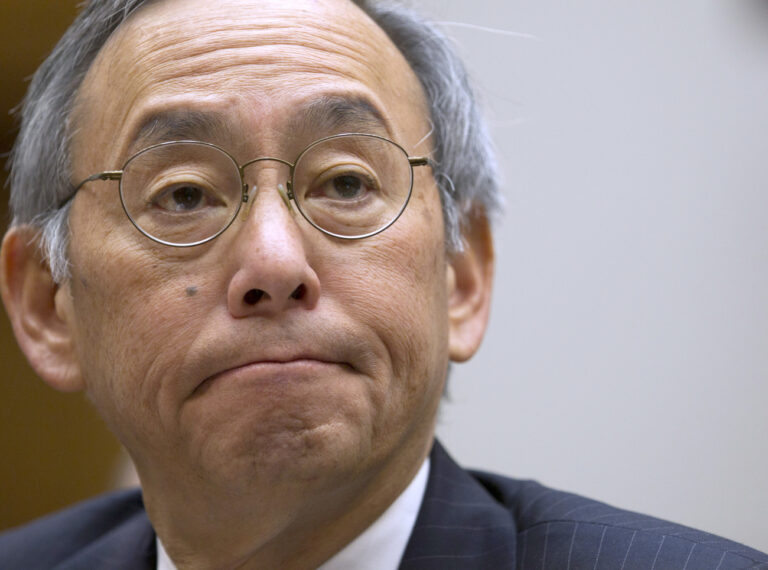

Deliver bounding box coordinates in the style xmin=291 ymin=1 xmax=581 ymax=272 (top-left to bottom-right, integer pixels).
xmin=243 ymin=289 xmax=265 ymax=305
xmin=290 ymin=284 xmax=306 ymax=300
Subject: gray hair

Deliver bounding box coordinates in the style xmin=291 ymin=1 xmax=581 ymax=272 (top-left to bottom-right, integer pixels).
xmin=7 ymin=0 xmax=500 ymax=282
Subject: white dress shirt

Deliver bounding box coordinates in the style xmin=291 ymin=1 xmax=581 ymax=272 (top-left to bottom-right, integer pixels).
xmin=157 ymin=458 xmax=430 ymax=570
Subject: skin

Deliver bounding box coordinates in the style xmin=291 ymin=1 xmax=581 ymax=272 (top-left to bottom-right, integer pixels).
xmin=0 ymin=0 xmax=494 ymax=568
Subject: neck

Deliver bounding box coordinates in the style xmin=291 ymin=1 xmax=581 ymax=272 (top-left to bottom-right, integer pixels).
xmin=138 ymin=437 xmax=433 ymax=570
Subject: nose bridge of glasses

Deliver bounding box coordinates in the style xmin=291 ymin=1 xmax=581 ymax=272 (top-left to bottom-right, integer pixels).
xmin=239 ymin=157 xmax=295 ymax=218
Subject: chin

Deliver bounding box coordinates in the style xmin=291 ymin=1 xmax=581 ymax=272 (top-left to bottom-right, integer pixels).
xmin=189 ymin=409 xmax=375 ymax=493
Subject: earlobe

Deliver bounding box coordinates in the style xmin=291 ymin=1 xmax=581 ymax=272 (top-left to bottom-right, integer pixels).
xmin=447 ymin=213 xmax=494 ymax=362
xmin=0 ymin=226 xmax=84 ymax=392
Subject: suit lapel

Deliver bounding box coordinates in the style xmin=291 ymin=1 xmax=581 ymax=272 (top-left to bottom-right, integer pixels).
xmin=399 ymin=441 xmax=516 ymax=569
xmin=58 ymin=509 xmax=156 ymax=570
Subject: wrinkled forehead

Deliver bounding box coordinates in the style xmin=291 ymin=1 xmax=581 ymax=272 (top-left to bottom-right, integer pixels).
xmin=72 ymin=0 xmax=430 ymax=163
xmin=105 ymin=0 xmax=399 ymax=80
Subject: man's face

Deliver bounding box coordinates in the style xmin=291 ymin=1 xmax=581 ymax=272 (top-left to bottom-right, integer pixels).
xmin=61 ymin=0 xmax=457 ymax=504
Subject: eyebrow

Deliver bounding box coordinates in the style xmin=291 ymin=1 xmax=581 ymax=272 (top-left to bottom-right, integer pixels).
xmin=130 ymin=110 xmax=229 ymax=152
xmin=127 ymin=94 xmax=391 ymax=154
xmin=291 ymin=95 xmax=390 ymax=137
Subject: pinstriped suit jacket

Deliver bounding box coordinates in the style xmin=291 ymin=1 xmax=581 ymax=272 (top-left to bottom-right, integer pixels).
xmin=402 ymin=443 xmax=768 ymax=569
xmin=1 ymin=441 xmax=766 ymax=569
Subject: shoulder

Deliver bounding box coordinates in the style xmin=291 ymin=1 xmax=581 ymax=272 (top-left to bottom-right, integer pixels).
xmin=0 ymin=488 xmax=155 ymax=569
xmin=470 ymin=467 xmax=768 ymax=569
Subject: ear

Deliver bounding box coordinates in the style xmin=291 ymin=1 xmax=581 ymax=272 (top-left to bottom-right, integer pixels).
xmin=0 ymin=226 xmax=84 ymax=392
xmin=446 ymin=212 xmax=494 ymax=362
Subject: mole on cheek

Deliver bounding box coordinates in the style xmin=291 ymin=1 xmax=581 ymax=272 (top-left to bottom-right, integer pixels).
xmin=185 ymin=286 xmax=199 ymax=297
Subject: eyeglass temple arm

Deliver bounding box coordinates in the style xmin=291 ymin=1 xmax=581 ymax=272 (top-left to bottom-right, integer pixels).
xmin=409 ymin=157 xmax=430 ymax=167
xmin=59 ymin=171 xmax=123 ymax=208
xmin=75 ymin=171 xmax=123 ymax=191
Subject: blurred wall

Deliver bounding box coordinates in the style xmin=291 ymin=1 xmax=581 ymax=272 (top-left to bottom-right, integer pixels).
xmin=426 ymin=0 xmax=768 ymax=554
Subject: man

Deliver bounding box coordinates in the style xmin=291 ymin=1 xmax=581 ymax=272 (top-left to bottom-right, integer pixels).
xmin=0 ymin=0 xmax=766 ymax=568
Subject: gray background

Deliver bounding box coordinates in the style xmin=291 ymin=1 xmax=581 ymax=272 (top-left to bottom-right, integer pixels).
xmin=420 ymin=0 xmax=768 ymax=553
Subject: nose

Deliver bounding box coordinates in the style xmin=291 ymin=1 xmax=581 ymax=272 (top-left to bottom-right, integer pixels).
xmin=226 ymin=168 xmax=320 ymax=318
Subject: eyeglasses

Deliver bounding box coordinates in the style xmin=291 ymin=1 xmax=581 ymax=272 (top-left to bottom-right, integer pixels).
xmin=69 ymin=133 xmax=431 ymax=246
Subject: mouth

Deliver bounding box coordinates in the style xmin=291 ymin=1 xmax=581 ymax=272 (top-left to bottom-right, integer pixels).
xmin=194 ymin=357 xmax=350 ymax=396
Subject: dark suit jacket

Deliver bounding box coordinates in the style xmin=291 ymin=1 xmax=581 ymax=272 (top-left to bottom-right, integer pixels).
xmin=2 ymin=441 xmax=766 ymax=569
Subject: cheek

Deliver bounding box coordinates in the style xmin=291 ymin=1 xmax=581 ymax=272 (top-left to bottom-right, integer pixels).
xmin=322 ymin=204 xmax=450 ymax=408
xmin=68 ymin=201 xmax=220 ymax=359
xmin=67 ymin=238 xmax=219 ymax=441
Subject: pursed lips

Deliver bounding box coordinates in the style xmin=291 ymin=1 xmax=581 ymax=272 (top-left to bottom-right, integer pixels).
xmin=194 ymin=356 xmax=350 ymax=395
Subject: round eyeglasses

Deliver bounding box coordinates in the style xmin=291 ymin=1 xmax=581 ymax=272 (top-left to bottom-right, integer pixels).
xmin=69 ymin=133 xmax=431 ymax=246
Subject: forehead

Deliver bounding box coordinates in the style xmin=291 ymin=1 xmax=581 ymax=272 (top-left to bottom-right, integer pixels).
xmin=74 ymin=0 xmax=429 ymax=162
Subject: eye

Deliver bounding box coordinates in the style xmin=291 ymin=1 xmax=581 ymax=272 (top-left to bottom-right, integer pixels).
xmin=151 ymin=183 xmax=220 ymax=212
xmin=308 ymin=167 xmax=378 ymax=202
xmin=330 ymin=175 xmax=365 ymax=200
